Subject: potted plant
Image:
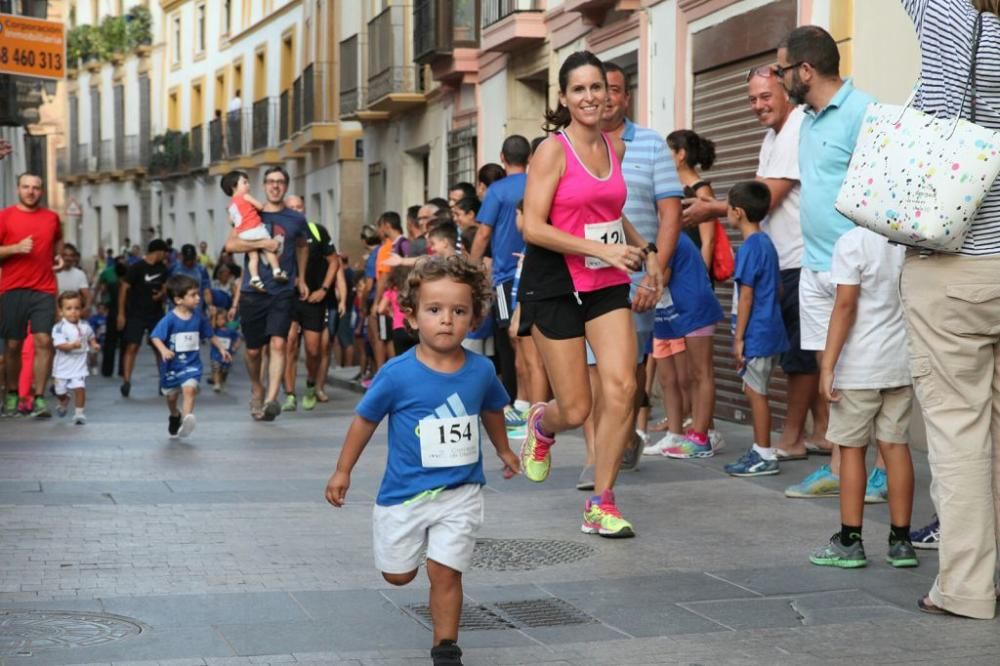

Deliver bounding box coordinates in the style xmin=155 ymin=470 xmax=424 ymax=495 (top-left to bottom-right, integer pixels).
xmin=126 ymin=5 xmax=153 ymax=49
xmin=100 ymin=16 xmax=128 ymax=61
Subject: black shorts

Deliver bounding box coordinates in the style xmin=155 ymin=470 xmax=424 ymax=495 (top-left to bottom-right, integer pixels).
xmin=292 ymin=298 xmax=327 ymax=333
xmin=240 ymin=292 xmax=294 ymax=349
xmin=376 ymin=314 xmax=392 ymax=342
xmin=492 ymin=280 xmax=515 ymax=328
xmin=0 ymin=289 xmax=55 ymax=341
xmin=392 ymin=327 xmax=417 ymax=355
xmin=122 ymin=313 xmax=161 ymax=345
xmin=779 ymin=268 xmax=818 ymax=375
xmin=517 ymin=284 xmax=631 ymax=340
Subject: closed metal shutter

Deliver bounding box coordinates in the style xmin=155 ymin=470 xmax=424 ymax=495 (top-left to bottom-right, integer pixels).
xmin=691 ymin=52 xmax=790 ymax=429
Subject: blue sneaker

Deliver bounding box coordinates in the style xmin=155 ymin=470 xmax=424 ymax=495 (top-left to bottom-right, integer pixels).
xmin=864 ymin=467 xmax=888 ymax=504
xmin=784 ymin=464 xmax=840 ymax=498
xmin=911 ymin=517 xmax=940 ymax=550
xmin=504 ymin=405 xmax=526 ymax=429
xmin=724 ymin=447 xmax=779 ymax=477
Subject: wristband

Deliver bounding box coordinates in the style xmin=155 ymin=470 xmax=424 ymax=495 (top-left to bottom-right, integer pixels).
xmin=644 ymin=242 xmax=658 ymax=255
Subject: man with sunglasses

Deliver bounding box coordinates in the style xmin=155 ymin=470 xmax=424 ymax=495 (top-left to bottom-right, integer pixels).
xmin=683 ymin=63 xmax=815 ymax=460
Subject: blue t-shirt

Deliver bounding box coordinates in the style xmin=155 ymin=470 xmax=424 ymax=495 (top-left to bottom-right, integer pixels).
xmin=364 ymin=249 xmax=379 ymax=303
xmin=733 ymin=232 xmax=790 ymax=358
xmin=240 ymin=208 xmax=307 ymax=296
xmin=477 ymin=173 xmax=526 ymax=286
xmin=151 ymin=310 xmax=214 ymax=389
xmin=466 ymin=313 xmax=495 ymax=341
xmin=210 ymin=287 xmax=233 ymax=312
xmin=654 ymin=234 xmax=723 ymax=339
xmin=357 ymin=348 xmax=510 ymax=506
xmin=88 ymin=313 xmax=107 ymax=344
xmin=210 ymin=326 xmax=240 ymax=365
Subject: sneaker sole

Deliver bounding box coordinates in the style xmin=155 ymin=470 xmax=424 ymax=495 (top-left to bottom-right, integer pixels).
xmin=785 ymin=489 xmax=840 ymax=498
xmin=178 ymin=414 xmax=196 ymax=437
xmin=726 ymin=468 xmax=780 ymax=477
xmin=911 ymin=541 xmax=940 ymax=550
xmin=575 ymin=482 xmax=595 ymax=491
xmin=809 ymin=556 xmax=868 ymax=568
xmin=581 ymin=523 xmax=636 ymax=538
xmin=886 ymin=556 xmax=919 ymax=568
xmin=664 ymin=450 xmax=713 ymax=459
xmin=864 ymin=495 xmax=889 ymax=504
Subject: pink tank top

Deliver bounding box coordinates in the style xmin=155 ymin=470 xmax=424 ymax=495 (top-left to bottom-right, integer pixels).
xmin=550 ymin=131 xmax=630 ymax=293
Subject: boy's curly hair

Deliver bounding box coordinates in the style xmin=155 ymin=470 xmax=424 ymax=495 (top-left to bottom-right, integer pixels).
xmin=399 ymin=255 xmax=492 ymax=328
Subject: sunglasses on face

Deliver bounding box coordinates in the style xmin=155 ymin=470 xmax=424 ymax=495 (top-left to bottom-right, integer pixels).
xmin=746 ymin=65 xmax=776 ymax=82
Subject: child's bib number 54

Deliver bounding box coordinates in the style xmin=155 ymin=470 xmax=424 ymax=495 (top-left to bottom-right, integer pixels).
xmin=419 ymin=415 xmax=480 ymax=468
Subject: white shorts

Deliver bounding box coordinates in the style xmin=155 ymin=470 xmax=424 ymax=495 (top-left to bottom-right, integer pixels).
xmin=799 ymin=268 xmax=836 ymax=351
xmin=372 ymin=483 xmax=484 ymax=574
xmin=54 ymin=377 xmax=86 ymax=395
xmin=160 ymin=377 xmax=200 ymax=397
xmin=238 ymin=225 xmax=272 ymax=241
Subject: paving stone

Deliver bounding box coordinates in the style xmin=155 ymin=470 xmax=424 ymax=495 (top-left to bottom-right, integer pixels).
xmin=99 ymin=592 xmax=310 ymax=628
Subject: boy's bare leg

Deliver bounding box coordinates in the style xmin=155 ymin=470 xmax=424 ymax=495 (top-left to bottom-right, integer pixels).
xmin=879 ymin=441 xmax=914 ymax=528
xmin=74 ymin=388 xmax=86 ymax=409
xmin=776 ymin=372 xmax=819 ymax=455
xmin=839 ymin=445 xmax=867 ymax=527
xmin=181 ymin=385 xmax=197 ymax=417
xmin=166 ymin=392 xmax=180 ymax=417
xmin=744 ymin=384 xmax=771 ymax=447
xmin=656 ymin=356 xmax=686 ymax=437
xmin=426 ymin=559 xmax=462 ymax=647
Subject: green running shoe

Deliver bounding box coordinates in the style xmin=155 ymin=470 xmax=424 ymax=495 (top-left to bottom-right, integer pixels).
xmin=31 ymin=396 xmax=52 ymax=418
xmin=582 ymin=489 xmax=635 ymax=538
xmin=2 ymin=392 xmax=17 ymax=417
xmin=282 ymin=393 xmax=297 ymax=412
xmin=302 ymin=386 xmax=317 ymax=411
xmin=520 ymin=403 xmax=555 ymax=483
xmin=810 ymin=534 xmax=867 ymax=568
xmin=886 ymin=540 xmax=919 ymax=568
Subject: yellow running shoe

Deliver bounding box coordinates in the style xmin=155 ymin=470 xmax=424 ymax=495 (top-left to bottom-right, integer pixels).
xmin=520 ymin=403 xmax=555 ymax=483
xmin=582 ymin=489 xmax=635 ymax=538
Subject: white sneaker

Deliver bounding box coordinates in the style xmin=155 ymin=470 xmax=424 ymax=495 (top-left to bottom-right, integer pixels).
xmin=179 ymin=413 xmax=196 ymax=437
xmin=709 ymin=430 xmax=726 ymax=453
xmin=643 ymin=432 xmax=681 ymax=456
xmin=73 ymin=413 xmax=87 ymax=425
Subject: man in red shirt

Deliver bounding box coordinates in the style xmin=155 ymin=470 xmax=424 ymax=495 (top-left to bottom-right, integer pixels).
xmin=0 ymin=173 xmax=64 ymax=418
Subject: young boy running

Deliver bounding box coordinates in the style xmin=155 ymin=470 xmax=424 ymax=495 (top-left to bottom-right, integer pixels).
xmin=210 ymin=309 xmax=240 ymax=393
xmin=151 ymin=275 xmax=232 ymax=438
xmin=809 ymin=227 xmax=917 ymax=569
xmin=325 ymin=255 xmax=520 ymax=666
xmin=52 ymin=291 xmax=100 ymax=424
xmin=724 ymin=181 xmax=789 ymax=476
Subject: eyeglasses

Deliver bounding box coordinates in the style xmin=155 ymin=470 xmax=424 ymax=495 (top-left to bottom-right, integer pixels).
xmin=773 ymin=61 xmax=806 ymax=78
xmin=746 ymin=65 xmax=776 ymax=82
xmin=264 ymin=178 xmax=287 ymax=185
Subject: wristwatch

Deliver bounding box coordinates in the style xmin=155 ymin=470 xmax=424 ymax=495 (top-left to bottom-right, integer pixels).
xmin=644 ymin=242 xmax=658 ymax=255
xmin=318 ymin=285 xmax=329 ymax=291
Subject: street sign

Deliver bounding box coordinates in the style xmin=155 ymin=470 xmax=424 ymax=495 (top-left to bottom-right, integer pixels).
xmin=0 ymin=13 xmax=65 ymax=80
xmin=65 ymin=198 xmax=82 ymax=217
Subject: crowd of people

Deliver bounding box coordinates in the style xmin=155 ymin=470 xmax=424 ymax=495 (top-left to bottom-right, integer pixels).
xmin=3 ymin=3 xmax=1000 ymax=665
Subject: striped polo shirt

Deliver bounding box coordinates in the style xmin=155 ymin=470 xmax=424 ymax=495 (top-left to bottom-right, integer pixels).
xmin=903 ymin=0 xmax=1000 ymax=255
xmin=621 ymin=118 xmax=684 ymax=245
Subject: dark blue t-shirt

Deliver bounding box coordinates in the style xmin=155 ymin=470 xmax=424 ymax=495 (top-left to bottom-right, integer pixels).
xmin=357 ymin=348 xmax=509 ymax=506
xmin=654 ymin=233 xmax=723 ymax=339
xmin=210 ymin=326 xmax=240 ymax=365
xmin=151 ymin=310 xmax=214 ymax=388
xmin=477 ymin=173 xmax=526 ymax=286
xmin=734 ymin=232 xmax=790 ymax=358
xmin=363 ymin=248 xmax=379 ymax=303
xmin=240 ymin=207 xmax=307 ymax=296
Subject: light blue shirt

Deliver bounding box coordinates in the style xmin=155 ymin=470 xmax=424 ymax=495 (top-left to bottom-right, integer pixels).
xmin=799 ymin=79 xmax=875 ymax=272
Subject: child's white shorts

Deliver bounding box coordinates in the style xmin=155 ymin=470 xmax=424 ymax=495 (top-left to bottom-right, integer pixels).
xmin=54 ymin=377 xmax=86 ymax=395
xmin=238 ymin=225 xmax=272 ymax=241
xmin=372 ymin=483 xmax=483 ymax=575
xmin=160 ymin=377 xmax=200 ymax=397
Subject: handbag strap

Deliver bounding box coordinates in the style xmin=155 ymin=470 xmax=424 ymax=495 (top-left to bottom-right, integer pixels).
xmin=958 ymin=12 xmax=984 ymax=123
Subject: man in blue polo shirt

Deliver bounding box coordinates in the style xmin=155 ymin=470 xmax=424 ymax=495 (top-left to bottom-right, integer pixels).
xmin=776 ymin=26 xmax=876 ymax=497
xmin=597 ymin=62 xmax=684 ymax=476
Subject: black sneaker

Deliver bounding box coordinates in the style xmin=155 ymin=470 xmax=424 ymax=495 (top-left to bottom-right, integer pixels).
xmin=168 ymin=414 xmax=181 ymax=438
xmin=120 ymin=381 xmax=131 ymax=398
xmin=430 ymin=640 xmax=463 ymax=666
xmin=261 ymin=400 xmax=281 ymax=422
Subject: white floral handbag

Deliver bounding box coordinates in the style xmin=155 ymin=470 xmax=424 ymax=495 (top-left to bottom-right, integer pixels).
xmin=835 ymin=13 xmax=1000 ymax=252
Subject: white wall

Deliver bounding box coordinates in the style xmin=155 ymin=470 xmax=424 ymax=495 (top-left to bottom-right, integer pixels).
xmin=647 ymin=0 xmax=677 ymax=137
xmin=852 ymin=1 xmax=920 ymax=105
xmin=479 ymin=73 xmax=507 ymax=169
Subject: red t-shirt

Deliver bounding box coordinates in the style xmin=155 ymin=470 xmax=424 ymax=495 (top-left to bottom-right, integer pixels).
xmin=0 ymin=205 xmax=63 ymax=295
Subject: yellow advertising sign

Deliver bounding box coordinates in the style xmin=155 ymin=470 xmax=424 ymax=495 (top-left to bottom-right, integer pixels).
xmin=0 ymin=13 xmax=65 ymax=80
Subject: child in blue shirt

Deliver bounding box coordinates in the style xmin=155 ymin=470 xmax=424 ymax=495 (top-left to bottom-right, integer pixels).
xmin=151 ymin=275 xmax=231 ymax=439
xmin=723 ymin=181 xmax=790 ymax=477
xmin=209 ymin=309 xmax=240 ymax=393
xmin=325 ymin=255 xmax=520 ymax=666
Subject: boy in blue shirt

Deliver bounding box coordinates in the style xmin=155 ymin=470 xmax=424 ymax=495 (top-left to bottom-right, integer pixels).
xmin=724 ymin=181 xmax=790 ymax=477
xmin=325 ymin=255 xmax=520 ymax=666
xmin=210 ymin=309 xmax=240 ymax=393
xmin=151 ymin=275 xmax=232 ymax=438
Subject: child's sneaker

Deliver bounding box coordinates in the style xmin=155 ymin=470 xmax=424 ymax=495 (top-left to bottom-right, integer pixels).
xmin=430 ymin=639 xmax=463 ymax=666
xmin=886 ymin=540 xmax=919 ymax=568
xmin=521 ymin=403 xmax=555 ymax=483
xmin=212 ymin=383 xmax=222 ymax=393
xmin=642 ymin=432 xmax=681 ymax=456
xmin=504 ymin=404 xmax=526 ymax=428
xmin=724 ymin=447 xmax=779 ymax=477
xmin=620 ymin=431 xmax=644 ymax=471
xmin=911 ymin=517 xmax=940 ymax=550
xmin=810 ymin=534 xmax=868 ymax=568
xmin=582 ymin=489 xmax=635 ymax=538
xmin=282 ymin=393 xmax=297 ymax=412
xmin=249 ymin=276 xmax=266 ymax=292
xmin=56 ymin=401 xmax=68 ymax=418
xmin=864 ymin=467 xmax=888 ymax=503
xmin=784 ymin=464 xmax=839 ymax=498
xmin=709 ymin=429 xmax=727 ymax=453
xmin=663 ymin=430 xmax=713 ymax=459
xmin=30 ymin=396 xmax=51 ymax=418
xmin=168 ymin=414 xmax=181 ymax=438
xmin=178 ymin=413 xmax=196 ymax=438
xmin=272 ymin=268 xmax=290 ymax=284
xmin=73 ymin=413 xmax=87 ymax=425
xmin=302 ymin=386 xmax=318 ymax=411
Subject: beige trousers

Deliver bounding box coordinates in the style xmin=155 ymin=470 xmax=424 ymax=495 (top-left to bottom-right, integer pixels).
xmin=900 ymin=251 xmax=1000 ymax=619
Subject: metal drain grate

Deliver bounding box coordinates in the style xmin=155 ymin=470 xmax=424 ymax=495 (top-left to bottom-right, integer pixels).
xmin=493 ymin=598 xmax=598 ymax=628
xmin=0 ymin=610 xmax=143 ymax=655
xmin=471 ymin=538 xmax=596 ymax=571
xmin=404 ymin=603 xmax=514 ymax=631
xmin=404 ymin=598 xmax=597 ymax=632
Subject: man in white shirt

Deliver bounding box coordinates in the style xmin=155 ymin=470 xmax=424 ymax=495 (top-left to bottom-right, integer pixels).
xmin=683 ymin=65 xmax=820 ymax=460
xmin=56 ymin=243 xmax=92 ymax=313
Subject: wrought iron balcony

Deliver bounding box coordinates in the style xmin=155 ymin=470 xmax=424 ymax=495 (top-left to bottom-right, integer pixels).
xmin=190 ymin=124 xmax=204 ymax=168
xmin=414 ymin=0 xmax=480 ymax=65
xmin=291 ymin=77 xmax=302 ymax=134
xmin=481 ymin=0 xmax=546 ymax=52
xmin=73 ymin=143 xmax=91 ymax=174
xmin=209 ymin=118 xmax=224 ymax=163
xmin=226 ymin=109 xmax=244 ymax=158
xmin=340 ymin=35 xmax=361 ymax=118
xmin=120 ymin=135 xmax=143 ymax=171
xmin=279 ymin=89 xmax=289 ymax=142
xmin=98 ymin=139 xmax=114 ymax=172
xmin=482 ymin=0 xmax=543 ymax=27
xmin=366 ymin=6 xmax=426 ymax=114
xmin=252 ymin=97 xmax=279 ymax=151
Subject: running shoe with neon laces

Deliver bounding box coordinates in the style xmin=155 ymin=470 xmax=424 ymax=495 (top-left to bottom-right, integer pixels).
xmin=504 ymin=404 xmax=527 ymax=428
xmin=282 ymin=393 xmax=297 ymax=412
xmin=30 ymin=396 xmax=51 ymax=418
xmin=724 ymin=447 xmax=779 ymax=477
xmin=642 ymin=432 xmax=682 ymax=456
xmin=520 ymin=403 xmax=555 ymax=483
xmin=810 ymin=534 xmax=867 ymax=568
xmin=886 ymin=540 xmax=919 ymax=568
xmin=2 ymin=392 xmax=18 ymax=417
xmin=582 ymin=489 xmax=635 ymax=538
xmin=864 ymin=467 xmax=888 ymax=504
xmin=911 ymin=517 xmax=940 ymax=550
xmin=784 ymin=464 xmax=840 ymax=498
xmin=663 ymin=430 xmax=713 ymax=459
xmin=302 ymin=386 xmax=318 ymax=411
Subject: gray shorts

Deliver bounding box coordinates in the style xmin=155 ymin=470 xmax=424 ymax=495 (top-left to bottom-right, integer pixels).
xmin=742 ymin=355 xmax=779 ymax=395
xmin=0 ymin=289 xmax=56 ymax=341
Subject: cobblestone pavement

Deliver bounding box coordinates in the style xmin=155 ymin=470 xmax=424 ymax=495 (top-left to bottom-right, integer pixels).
xmin=1 ymin=355 xmax=998 ymax=665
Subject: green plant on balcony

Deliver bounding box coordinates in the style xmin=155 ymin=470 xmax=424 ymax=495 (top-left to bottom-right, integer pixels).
xmin=149 ymin=130 xmax=193 ymax=175
xmin=67 ymin=25 xmax=97 ymax=67
xmin=98 ymin=16 xmax=129 ymax=59
xmin=125 ymin=5 xmax=153 ymax=48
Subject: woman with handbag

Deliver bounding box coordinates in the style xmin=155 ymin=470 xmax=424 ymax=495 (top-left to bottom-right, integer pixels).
xmin=896 ymin=0 xmax=1000 ymax=620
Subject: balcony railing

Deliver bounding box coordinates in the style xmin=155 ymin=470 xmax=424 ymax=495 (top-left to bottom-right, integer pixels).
xmin=209 ymin=118 xmax=224 ymax=163
xmin=114 ymin=133 xmax=125 ymax=169
xmin=252 ymin=97 xmax=279 ymax=151
xmin=98 ymin=139 xmax=114 ymax=172
xmin=368 ymin=65 xmax=422 ymax=106
xmin=148 ymin=131 xmax=193 ymax=178
xmin=482 ymin=0 xmax=542 ymax=28
xmin=291 ymin=77 xmax=302 ymax=134
xmin=414 ymin=0 xmax=480 ymax=64
xmin=190 ymin=124 xmax=204 ymax=168
xmin=340 ymin=36 xmax=360 ymax=117
xmin=367 ymin=7 xmax=423 ymax=106
xmin=120 ymin=135 xmax=142 ymax=170
xmin=56 ymin=147 xmax=69 ymax=177
xmin=303 ymin=64 xmax=315 ymax=127
xmin=73 ymin=143 xmax=91 ymax=173
xmin=279 ymin=90 xmax=290 ymax=142
xmin=226 ymin=109 xmax=244 ymax=158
